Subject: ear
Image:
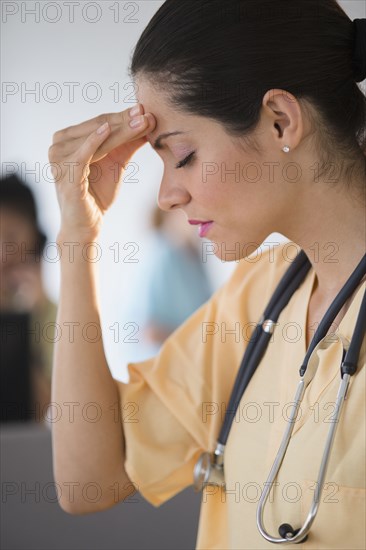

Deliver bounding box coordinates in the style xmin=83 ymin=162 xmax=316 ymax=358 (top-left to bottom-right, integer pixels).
xmin=261 ymin=89 xmax=304 ymax=151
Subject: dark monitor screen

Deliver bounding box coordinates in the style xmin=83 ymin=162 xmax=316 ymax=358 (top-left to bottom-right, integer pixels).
xmin=0 ymin=312 xmax=32 ymax=422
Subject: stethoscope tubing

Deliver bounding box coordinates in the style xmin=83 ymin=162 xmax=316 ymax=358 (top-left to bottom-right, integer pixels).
xmin=218 ymin=252 xmax=312 ymax=446
xmin=300 ymin=255 xmax=366 ymax=375
xmin=219 ymin=254 xmax=366 ymax=447
xmin=256 ymin=370 xmax=352 ymax=544
xmin=342 ymin=288 xmax=366 ymax=375
xmin=257 ymin=287 xmax=366 ymax=544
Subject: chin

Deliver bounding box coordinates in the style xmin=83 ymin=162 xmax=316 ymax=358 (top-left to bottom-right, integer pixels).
xmin=199 ymin=238 xmax=243 ymax=263
xmin=202 ymin=235 xmax=268 ymax=263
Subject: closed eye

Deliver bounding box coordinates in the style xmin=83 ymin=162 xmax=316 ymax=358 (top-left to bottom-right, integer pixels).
xmin=175 ymin=151 xmax=195 ymax=169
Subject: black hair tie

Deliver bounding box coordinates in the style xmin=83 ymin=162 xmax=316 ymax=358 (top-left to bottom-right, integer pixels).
xmin=352 ymin=19 xmax=366 ymax=82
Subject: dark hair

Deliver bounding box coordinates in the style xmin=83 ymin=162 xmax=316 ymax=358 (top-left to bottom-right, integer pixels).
xmin=129 ymin=0 xmax=366 ymax=186
xmin=0 ymin=175 xmax=47 ymax=257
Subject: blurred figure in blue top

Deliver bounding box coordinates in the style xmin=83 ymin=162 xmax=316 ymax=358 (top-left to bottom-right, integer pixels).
xmin=123 ymin=205 xmax=213 ymax=362
xmin=144 ymin=206 xmax=213 ymax=344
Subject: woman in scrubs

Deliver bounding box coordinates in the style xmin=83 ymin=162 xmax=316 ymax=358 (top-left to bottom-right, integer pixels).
xmin=48 ymin=1 xmax=366 ymax=548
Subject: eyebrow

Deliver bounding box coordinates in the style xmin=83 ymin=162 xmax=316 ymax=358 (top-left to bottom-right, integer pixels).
xmin=153 ymin=131 xmax=186 ymax=150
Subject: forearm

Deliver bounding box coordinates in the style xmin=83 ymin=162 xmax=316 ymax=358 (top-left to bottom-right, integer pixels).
xmin=51 ymin=234 xmax=131 ymax=514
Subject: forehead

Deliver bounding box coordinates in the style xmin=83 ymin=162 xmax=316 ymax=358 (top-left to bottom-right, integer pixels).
xmin=135 ymin=77 xmax=189 ymax=141
xmin=135 ymin=77 xmax=177 ymax=118
xmin=134 ymin=76 xmax=231 ymax=147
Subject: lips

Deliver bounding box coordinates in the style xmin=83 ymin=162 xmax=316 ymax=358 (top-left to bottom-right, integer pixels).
xmin=198 ymin=221 xmax=213 ymax=238
xmin=188 ymin=219 xmax=214 ymax=238
xmin=188 ymin=220 xmax=213 ymax=225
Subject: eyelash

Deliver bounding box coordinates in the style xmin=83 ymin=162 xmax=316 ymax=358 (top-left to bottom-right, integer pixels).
xmin=175 ymin=151 xmax=195 ymax=169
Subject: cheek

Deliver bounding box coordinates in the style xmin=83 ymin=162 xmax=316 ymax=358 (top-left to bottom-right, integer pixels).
xmin=190 ymin=150 xmax=279 ymax=223
xmin=192 ymin=149 xmax=252 ymax=203
xmin=193 ymin=169 xmax=255 ymax=215
xmin=190 ymin=163 xmax=231 ymax=205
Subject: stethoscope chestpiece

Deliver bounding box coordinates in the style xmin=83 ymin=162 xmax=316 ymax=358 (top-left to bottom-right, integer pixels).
xmin=193 ymin=446 xmax=226 ymax=492
xmin=193 ymin=452 xmax=211 ymax=492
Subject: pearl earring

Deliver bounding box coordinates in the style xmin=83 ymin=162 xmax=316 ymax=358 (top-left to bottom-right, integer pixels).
xmin=282 ymin=146 xmax=290 ymax=153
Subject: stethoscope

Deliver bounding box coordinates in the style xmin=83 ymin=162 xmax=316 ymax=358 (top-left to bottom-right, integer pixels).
xmin=193 ymin=249 xmax=366 ymax=544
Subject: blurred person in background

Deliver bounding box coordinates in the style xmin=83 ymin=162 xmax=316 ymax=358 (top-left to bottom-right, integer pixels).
xmin=144 ymin=205 xmax=213 ymax=345
xmin=0 ymin=174 xmax=57 ymax=423
xmin=124 ymin=205 xmax=213 ymax=361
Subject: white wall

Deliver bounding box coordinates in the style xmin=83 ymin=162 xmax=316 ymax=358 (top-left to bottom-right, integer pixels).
xmin=1 ymin=0 xmax=364 ymax=378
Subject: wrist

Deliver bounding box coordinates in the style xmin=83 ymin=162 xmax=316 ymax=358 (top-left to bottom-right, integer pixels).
xmin=56 ymin=229 xmax=100 ymax=247
xmin=56 ymin=232 xmax=103 ymax=268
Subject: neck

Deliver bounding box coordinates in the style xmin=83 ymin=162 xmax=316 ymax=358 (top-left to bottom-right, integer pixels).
xmin=283 ymin=182 xmax=366 ymax=302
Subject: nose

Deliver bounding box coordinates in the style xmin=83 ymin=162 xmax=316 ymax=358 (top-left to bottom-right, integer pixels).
xmin=157 ymin=172 xmax=191 ymax=212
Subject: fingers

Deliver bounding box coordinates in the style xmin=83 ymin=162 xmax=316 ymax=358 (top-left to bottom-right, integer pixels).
xmin=49 ymin=121 xmax=112 ymax=185
xmin=52 ymin=112 xmax=124 ymax=143
xmin=51 ymin=108 xmax=156 ymax=163
xmin=91 ymin=112 xmax=156 ymax=163
xmin=48 ymin=106 xmax=157 ymax=188
xmin=74 ymin=121 xmax=112 ymax=168
xmin=52 ymin=103 xmax=147 ymax=144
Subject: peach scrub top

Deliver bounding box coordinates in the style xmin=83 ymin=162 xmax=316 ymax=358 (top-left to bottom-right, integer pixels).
xmin=114 ymin=241 xmax=365 ymax=550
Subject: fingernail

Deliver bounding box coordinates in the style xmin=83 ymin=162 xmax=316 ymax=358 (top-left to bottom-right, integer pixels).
xmin=129 ymin=115 xmax=145 ymax=129
xmin=129 ymin=104 xmax=140 ymax=117
xmin=97 ymin=122 xmax=109 ymax=135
